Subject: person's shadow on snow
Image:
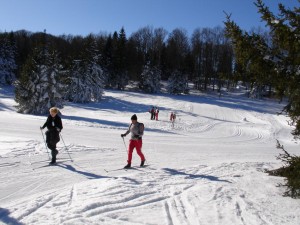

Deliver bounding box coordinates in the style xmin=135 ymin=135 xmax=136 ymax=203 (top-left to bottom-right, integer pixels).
xmin=57 ymin=163 xmax=109 ymax=179
xmin=163 ymin=168 xmax=232 ymax=183
xmin=0 ymin=208 xmax=24 ymax=225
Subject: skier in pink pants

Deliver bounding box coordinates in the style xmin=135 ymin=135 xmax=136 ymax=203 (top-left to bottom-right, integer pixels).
xmin=121 ymin=114 xmax=145 ymax=168
xmin=155 ymin=107 xmax=159 ymax=120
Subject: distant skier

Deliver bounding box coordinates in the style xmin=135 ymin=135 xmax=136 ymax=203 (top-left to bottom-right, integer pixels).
xmin=40 ymin=107 xmax=63 ymax=164
xmin=121 ymin=114 xmax=146 ymax=168
xmin=149 ymin=107 xmax=155 ymax=120
xmin=172 ymin=113 xmax=176 ymax=122
xmin=170 ymin=112 xmax=174 ymax=122
xmin=170 ymin=112 xmax=176 ymax=127
xmin=155 ymin=107 xmax=159 ymax=121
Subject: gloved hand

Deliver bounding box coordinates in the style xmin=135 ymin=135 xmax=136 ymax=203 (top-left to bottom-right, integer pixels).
xmin=121 ymin=134 xmax=125 ymax=137
xmin=56 ymin=127 xmax=61 ymax=132
xmin=40 ymin=126 xmax=43 ymax=130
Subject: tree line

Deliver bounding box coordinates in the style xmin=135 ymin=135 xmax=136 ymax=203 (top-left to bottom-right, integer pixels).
xmin=0 ymin=25 xmax=236 ymax=95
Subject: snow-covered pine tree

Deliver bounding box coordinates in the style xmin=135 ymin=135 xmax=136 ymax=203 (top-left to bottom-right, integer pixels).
xmin=66 ymin=35 xmax=106 ymax=103
xmin=43 ymin=49 xmax=66 ymax=109
xmin=85 ymin=56 xmax=106 ymax=102
xmin=15 ymin=47 xmax=66 ymax=114
xmin=167 ymin=70 xmax=189 ymax=94
xmin=0 ymin=34 xmax=17 ymax=85
xmin=140 ymin=62 xmax=161 ymax=93
xmin=65 ymin=60 xmax=84 ymax=102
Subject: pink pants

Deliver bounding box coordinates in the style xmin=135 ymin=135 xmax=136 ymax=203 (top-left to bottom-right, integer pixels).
xmin=127 ymin=139 xmax=145 ymax=164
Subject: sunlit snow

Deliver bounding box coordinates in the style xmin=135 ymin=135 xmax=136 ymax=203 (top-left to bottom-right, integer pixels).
xmin=0 ymin=86 xmax=299 ymax=225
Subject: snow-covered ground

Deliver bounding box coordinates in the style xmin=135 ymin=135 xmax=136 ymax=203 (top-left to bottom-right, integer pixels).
xmin=0 ymin=86 xmax=299 ymax=225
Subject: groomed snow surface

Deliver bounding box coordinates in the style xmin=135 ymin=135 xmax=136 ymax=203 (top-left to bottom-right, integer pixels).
xmin=0 ymin=87 xmax=299 ymax=225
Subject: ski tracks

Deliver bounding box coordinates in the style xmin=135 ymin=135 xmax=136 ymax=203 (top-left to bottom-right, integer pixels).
xmin=150 ymin=106 xmax=274 ymax=145
xmin=5 ymin=162 xmax=300 ymax=225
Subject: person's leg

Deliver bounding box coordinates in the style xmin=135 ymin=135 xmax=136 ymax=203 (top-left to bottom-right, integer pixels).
xmin=136 ymin=139 xmax=145 ymax=162
xmin=127 ymin=140 xmax=135 ymax=165
xmin=47 ymin=142 xmax=57 ymax=163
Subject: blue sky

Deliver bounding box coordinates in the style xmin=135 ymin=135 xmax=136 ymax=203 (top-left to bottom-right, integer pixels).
xmin=0 ymin=0 xmax=298 ymax=37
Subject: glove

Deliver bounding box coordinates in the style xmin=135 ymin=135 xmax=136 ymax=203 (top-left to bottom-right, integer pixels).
xmin=40 ymin=126 xmax=43 ymax=130
xmin=121 ymin=134 xmax=125 ymax=137
xmin=56 ymin=127 xmax=61 ymax=132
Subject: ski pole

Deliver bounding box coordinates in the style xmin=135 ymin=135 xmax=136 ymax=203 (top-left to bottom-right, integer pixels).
xmin=40 ymin=129 xmax=51 ymax=160
xmin=59 ymin=133 xmax=73 ymax=162
xmin=122 ymin=137 xmax=128 ymax=154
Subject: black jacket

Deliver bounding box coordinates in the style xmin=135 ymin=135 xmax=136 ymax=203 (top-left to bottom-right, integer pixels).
xmin=42 ymin=115 xmax=63 ymax=131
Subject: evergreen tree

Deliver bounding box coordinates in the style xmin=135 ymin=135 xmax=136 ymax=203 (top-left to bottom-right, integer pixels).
xmin=226 ymin=0 xmax=300 ymax=135
xmin=267 ymin=141 xmax=300 ymax=198
xmin=103 ymin=29 xmax=128 ymax=89
xmin=256 ymin=0 xmax=300 ymax=135
xmin=64 ymin=60 xmax=85 ymax=102
xmin=0 ymin=34 xmax=17 ymax=85
xmin=139 ymin=62 xmax=161 ymax=93
xmin=103 ymin=34 xmax=115 ymax=87
xmin=15 ymin=47 xmax=66 ymax=114
xmin=66 ymin=35 xmax=105 ymax=103
xmin=115 ymin=27 xmax=129 ymax=90
xmin=167 ymin=70 xmax=189 ymax=94
xmin=225 ymin=0 xmax=300 ymax=198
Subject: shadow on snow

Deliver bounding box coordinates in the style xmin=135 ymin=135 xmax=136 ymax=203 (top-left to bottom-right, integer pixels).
xmin=0 ymin=208 xmax=24 ymax=225
xmin=62 ymin=115 xmax=176 ymax=134
xmin=56 ymin=163 xmax=109 ymax=179
xmin=163 ymin=168 xmax=232 ymax=183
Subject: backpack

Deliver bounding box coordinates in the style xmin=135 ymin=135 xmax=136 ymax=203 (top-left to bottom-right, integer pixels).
xmin=138 ymin=122 xmax=144 ymax=135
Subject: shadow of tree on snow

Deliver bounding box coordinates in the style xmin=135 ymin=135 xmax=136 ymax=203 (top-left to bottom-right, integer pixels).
xmin=163 ymin=168 xmax=232 ymax=183
xmin=0 ymin=208 xmax=24 ymax=225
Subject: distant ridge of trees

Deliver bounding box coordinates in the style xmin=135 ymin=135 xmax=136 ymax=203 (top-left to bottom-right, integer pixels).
xmin=0 ymin=26 xmax=236 ymax=93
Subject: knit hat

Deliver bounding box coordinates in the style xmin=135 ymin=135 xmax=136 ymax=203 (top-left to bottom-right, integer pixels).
xmin=131 ymin=114 xmax=137 ymax=120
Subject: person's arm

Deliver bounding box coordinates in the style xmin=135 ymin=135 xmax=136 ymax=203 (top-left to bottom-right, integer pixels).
xmin=41 ymin=116 xmax=50 ymax=129
xmin=56 ymin=117 xmax=63 ymax=131
xmin=121 ymin=124 xmax=132 ymax=137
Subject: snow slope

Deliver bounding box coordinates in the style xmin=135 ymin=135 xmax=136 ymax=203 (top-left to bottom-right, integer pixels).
xmin=0 ymin=87 xmax=299 ymax=225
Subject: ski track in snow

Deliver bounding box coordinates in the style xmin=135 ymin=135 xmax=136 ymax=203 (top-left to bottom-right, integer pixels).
xmin=2 ymin=161 xmax=299 ymax=225
xmin=0 ymin=88 xmax=299 ymax=225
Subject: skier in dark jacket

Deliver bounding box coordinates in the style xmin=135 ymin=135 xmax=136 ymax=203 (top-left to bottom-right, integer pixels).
xmin=121 ymin=114 xmax=145 ymax=168
xmin=40 ymin=107 xmax=63 ymax=164
xmin=149 ymin=107 xmax=155 ymax=120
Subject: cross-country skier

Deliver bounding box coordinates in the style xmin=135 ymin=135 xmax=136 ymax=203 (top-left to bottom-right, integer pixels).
xmin=170 ymin=112 xmax=176 ymax=128
xmin=40 ymin=107 xmax=63 ymax=164
xmin=170 ymin=112 xmax=174 ymax=122
xmin=150 ymin=107 xmax=155 ymax=120
xmin=121 ymin=114 xmax=146 ymax=168
xmin=155 ymin=107 xmax=159 ymax=121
